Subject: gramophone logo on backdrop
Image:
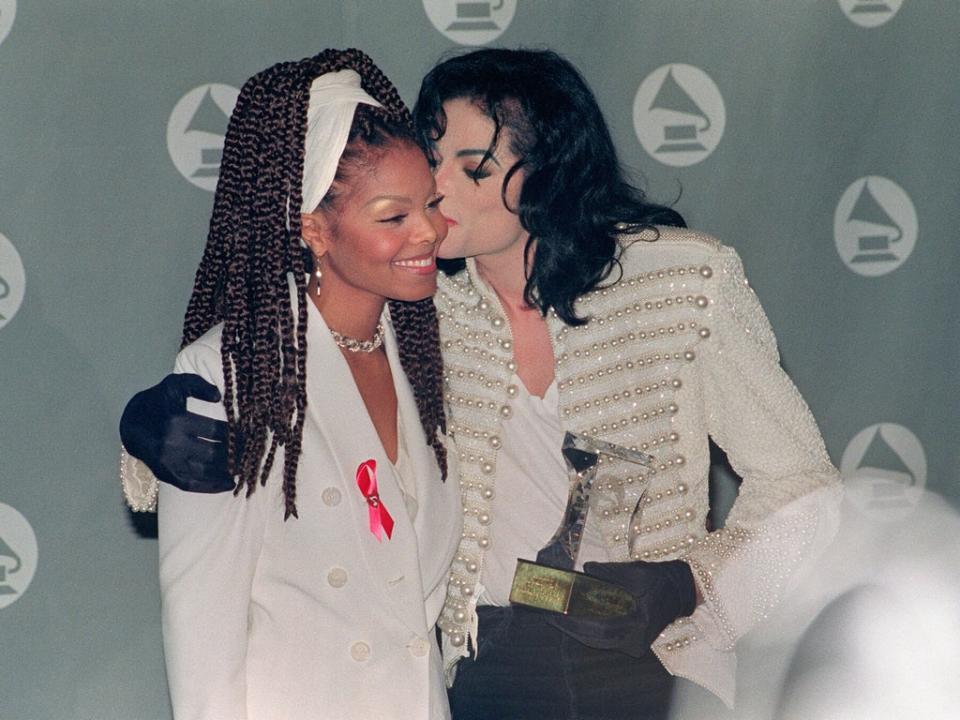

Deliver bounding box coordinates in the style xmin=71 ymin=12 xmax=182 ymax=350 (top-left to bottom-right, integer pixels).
xmin=838 ymin=0 xmax=905 ymax=28
xmin=0 ymin=232 xmax=26 ymax=331
xmin=841 ymin=424 xmax=926 ymax=521
xmin=0 ymin=0 xmax=16 ymax=47
xmin=167 ymin=84 xmax=240 ymax=191
xmin=422 ymin=0 xmax=516 ymax=45
xmin=834 ymin=176 xmax=917 ymax=276
xmin=0 ymin=502 xmax=38 ymax=610
xmin=633 ymin=64 xmax=725 ymax=167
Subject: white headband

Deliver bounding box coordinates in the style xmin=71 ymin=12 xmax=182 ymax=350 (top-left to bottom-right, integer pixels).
xmin=300 ymin=69 xmax=383 ymax=214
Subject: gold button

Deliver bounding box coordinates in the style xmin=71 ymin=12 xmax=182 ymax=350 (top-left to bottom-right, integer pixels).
xmin=350 ymin=642 xmax=371 ymax=661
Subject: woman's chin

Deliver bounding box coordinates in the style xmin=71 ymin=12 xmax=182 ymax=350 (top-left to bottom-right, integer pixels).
xmin=388 ymin=277 xmax=438 ymax=303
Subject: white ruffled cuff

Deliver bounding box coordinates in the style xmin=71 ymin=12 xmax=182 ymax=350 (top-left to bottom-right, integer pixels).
xmin=120 ymin=446 xmax=159 ymax=513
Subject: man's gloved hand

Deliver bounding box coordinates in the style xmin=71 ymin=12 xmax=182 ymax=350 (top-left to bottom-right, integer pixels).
xmin=547 ymin=559 xmax=698 ymax=657
xmin=119 ymin=373 xmax=235 ymax=493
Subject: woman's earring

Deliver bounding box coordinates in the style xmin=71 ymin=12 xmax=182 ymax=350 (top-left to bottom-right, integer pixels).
xmin=313 ymin=256 xmax=322 ymax=296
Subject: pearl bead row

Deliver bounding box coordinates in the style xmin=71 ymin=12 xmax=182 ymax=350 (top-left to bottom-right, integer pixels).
xmin=582 ymin=264 xmax=714 ymax=301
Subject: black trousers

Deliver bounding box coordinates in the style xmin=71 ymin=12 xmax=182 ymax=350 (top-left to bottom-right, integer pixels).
xmin=448 ymin=606 xmax=676 ymax=720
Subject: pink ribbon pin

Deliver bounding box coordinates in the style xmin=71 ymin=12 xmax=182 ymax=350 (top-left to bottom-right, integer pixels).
xmin=356 ymin=459 xmax=394 ymax=542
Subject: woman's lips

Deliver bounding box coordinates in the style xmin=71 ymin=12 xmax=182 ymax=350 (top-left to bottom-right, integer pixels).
xmin=393 ymin=253 xmax=437 ymax=274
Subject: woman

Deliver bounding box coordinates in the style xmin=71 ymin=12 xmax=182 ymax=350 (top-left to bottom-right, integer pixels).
xmin=121 ymin=49 xmax=841 ymax=719
xmin=137 ymin=49 xmax=461 ymax=720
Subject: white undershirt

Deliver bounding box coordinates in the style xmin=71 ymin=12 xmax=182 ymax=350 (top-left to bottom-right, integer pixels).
xmin=478 ymin=375 xmax=608 ymax=606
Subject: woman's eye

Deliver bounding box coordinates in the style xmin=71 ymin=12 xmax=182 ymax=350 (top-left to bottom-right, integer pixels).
xmin=426 ymin=195 xmax=445 ymax=211
xmin=379 ymin=214 xmax=407 ymax=224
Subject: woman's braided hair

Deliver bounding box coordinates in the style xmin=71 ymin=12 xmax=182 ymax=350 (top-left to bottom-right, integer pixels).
xmin=180 ymin=49 xmax=447 ymax=519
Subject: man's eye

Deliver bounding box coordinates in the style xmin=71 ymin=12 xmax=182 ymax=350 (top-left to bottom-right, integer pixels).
xmin=380 ymin=214 xmax=407 ymax=224
xmin=426 ymin=195 xmax=445 ymax=210
xmin=464 ymin=166 xmax=491 ymax=182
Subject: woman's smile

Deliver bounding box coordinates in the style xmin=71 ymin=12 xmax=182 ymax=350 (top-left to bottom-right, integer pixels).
xmin=393 ymin=251 xmax=437 ymax=274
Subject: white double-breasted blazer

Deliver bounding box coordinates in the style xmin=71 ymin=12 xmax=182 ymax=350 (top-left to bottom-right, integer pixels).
xmin=158 ymin=298 xmax=462 ymax=720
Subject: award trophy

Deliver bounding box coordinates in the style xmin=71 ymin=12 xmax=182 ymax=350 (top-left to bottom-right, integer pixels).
xmin=509 ymin=431 xmax=653 ymax=618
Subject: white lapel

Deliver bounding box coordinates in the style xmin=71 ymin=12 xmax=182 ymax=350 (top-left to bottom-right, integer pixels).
xmin=381 ymin=305 xmax=460 ymax=604
xmin=302 ymin=297 xmax=429 ymax=637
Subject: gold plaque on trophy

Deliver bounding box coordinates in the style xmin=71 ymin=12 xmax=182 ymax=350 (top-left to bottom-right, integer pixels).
xmin=510 ymin=559 xmax=638 ymax=618
xmin=508 ymin=432 xmax=653 ymax=619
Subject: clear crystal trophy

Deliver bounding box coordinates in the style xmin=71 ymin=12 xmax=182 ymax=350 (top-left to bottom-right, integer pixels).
xmin=509 ymin=432 xmax=653 ymax=618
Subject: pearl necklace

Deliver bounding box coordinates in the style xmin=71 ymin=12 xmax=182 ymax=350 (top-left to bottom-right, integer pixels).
xmin=329 ymin=323 xmax=385 ymax=353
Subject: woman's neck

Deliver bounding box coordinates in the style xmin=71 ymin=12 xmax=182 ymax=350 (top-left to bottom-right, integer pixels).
xmin=308 ymin=276 xmax=385 ymax=341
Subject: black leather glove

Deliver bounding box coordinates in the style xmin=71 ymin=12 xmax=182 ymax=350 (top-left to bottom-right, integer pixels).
xmin=547 ymin=559 xmax=697 ymax=657
xmin=119 ymin=373 xmax=235 ymax=493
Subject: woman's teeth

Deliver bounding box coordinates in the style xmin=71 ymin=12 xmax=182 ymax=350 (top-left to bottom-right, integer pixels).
xmin=394 ymin=257 xmax=433 ymax=267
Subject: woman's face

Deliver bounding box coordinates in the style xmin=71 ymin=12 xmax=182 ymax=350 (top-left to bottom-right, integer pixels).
xmin=431 ymin=98 xmax=528 ymax=261
xmin=303 ymin=141 xmax=446 ymax=304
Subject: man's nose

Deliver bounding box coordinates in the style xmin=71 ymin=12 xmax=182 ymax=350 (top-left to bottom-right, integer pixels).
xmin=433 ymin=161 xmax=451 ymax=195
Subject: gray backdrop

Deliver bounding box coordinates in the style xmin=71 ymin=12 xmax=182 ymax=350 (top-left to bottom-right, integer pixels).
xmin=1 ymin=1 xmax=957 ymax=718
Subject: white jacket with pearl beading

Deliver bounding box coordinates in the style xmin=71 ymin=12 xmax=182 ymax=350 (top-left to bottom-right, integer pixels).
xmin=433 ymin=227 xmax=842 ymax=708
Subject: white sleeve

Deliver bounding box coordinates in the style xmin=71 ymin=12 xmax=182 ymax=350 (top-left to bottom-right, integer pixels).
xmin=158 ymin=338 xmax=273 ymax=720
xmin=653 ymin=246 xmax=842 ymax=706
